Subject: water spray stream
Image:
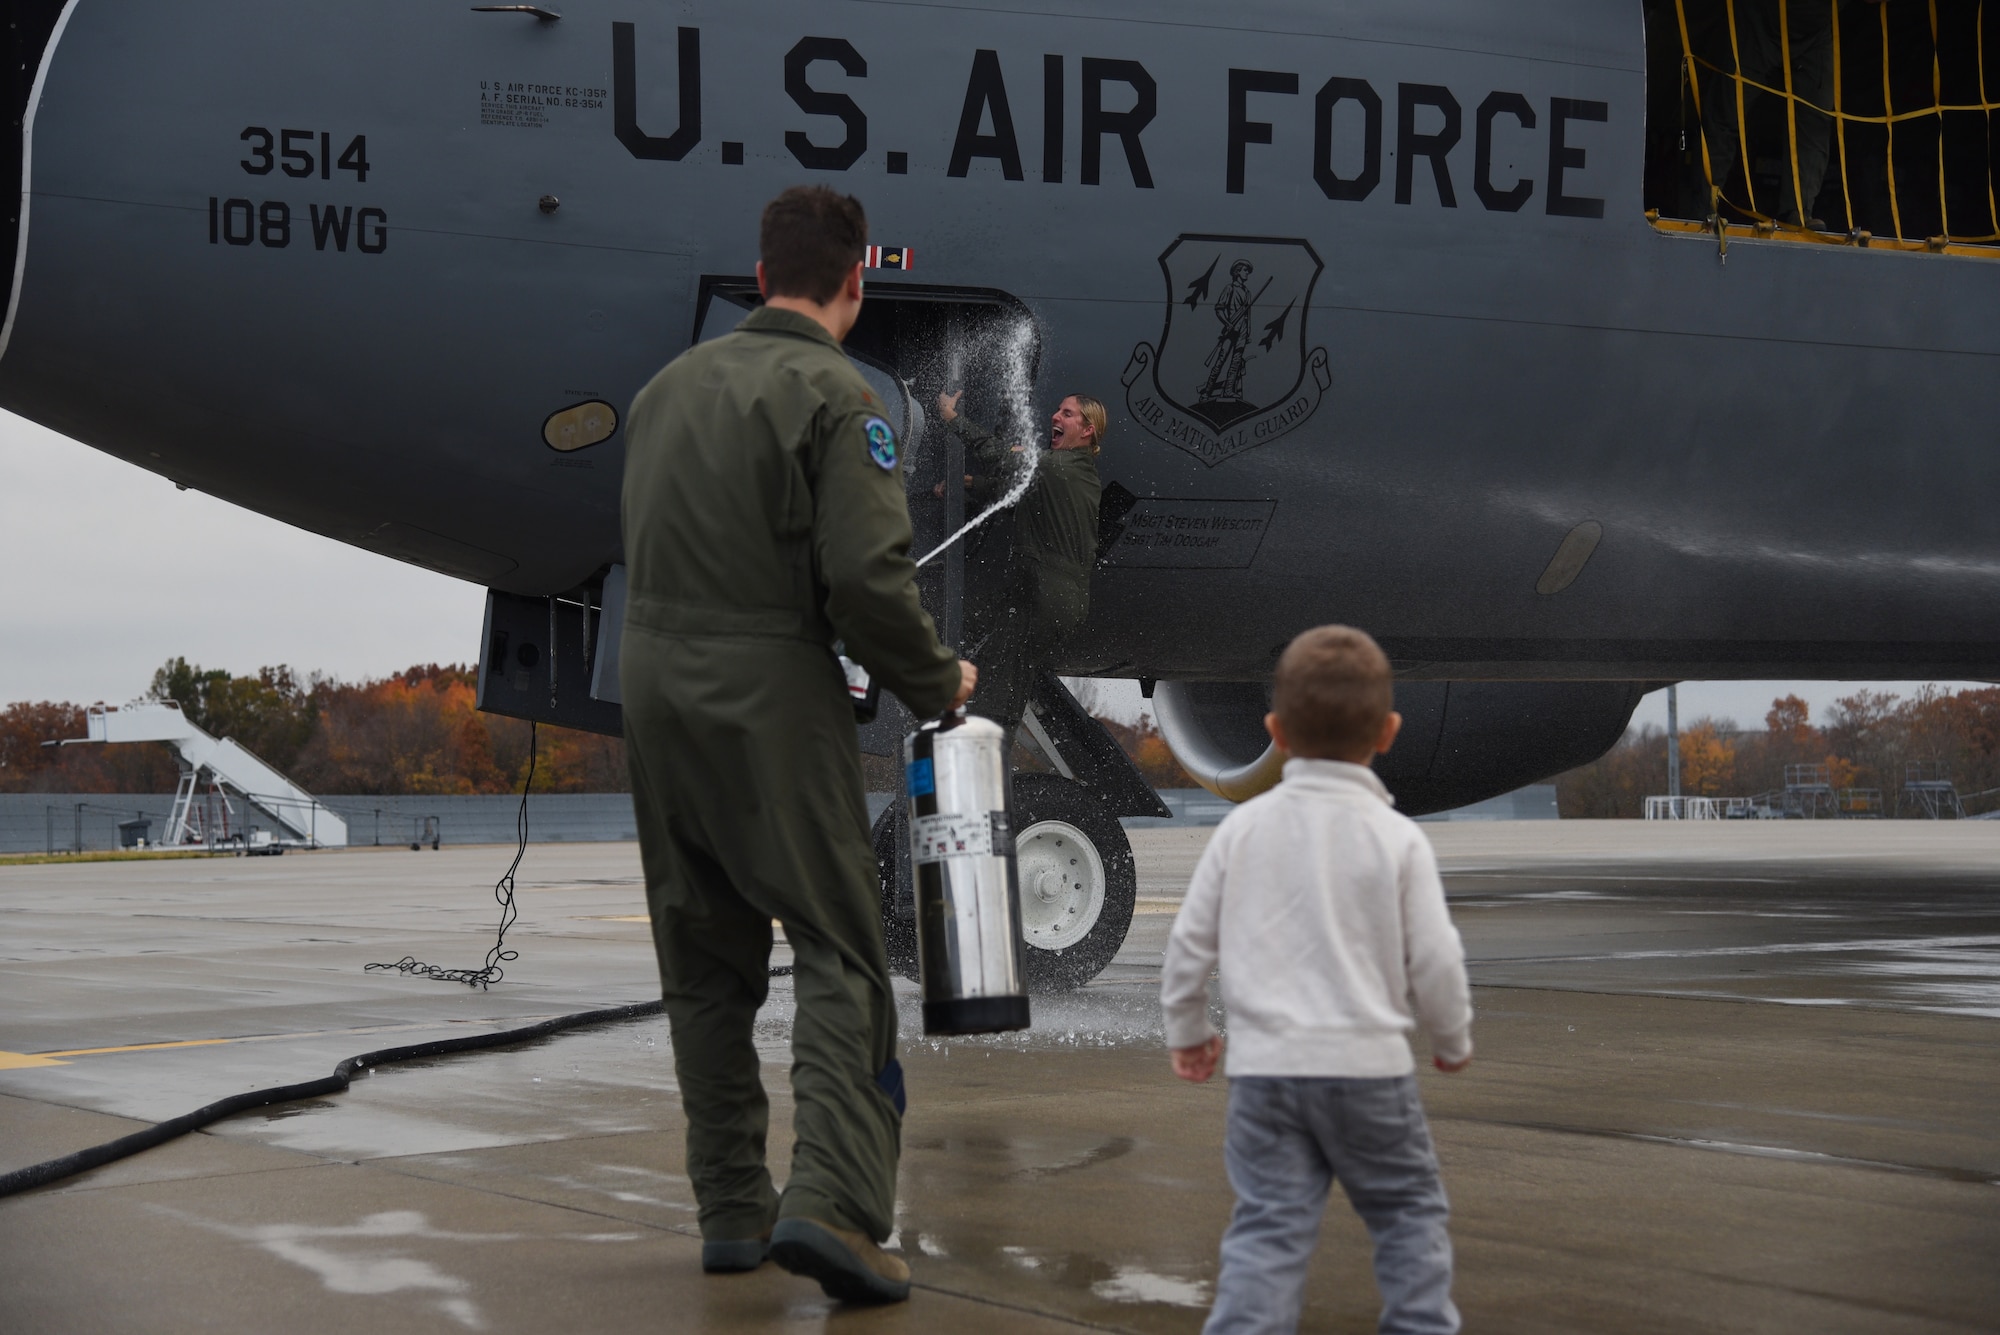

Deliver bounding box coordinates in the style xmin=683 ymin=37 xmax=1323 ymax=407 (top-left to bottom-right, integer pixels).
xmin=914 ymin=317 xmax=1040 ymax=569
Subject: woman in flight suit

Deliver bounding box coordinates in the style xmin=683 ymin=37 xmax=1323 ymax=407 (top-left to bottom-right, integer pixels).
xmin=935 ymin=389 xmax=1106 ymax=745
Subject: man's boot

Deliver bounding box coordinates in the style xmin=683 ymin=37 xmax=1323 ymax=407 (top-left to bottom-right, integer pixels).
xmin=769 ymin=1217 xmax=911 ymax=1303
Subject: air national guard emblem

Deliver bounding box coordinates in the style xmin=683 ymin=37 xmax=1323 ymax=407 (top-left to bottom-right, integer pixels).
xmin=864 ymin=417 xmax=898 ymax=470
xmin=1122 ymin=235 xmax=1332 ymax=467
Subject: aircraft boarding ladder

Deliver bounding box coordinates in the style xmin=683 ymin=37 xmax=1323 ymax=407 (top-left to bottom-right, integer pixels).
xmin=69 ymin=702 xmax=347 ymax=848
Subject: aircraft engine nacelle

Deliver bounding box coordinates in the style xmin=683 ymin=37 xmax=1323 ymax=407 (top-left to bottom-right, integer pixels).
xmin=1153 ymin=680 xmax=1650 ymax=817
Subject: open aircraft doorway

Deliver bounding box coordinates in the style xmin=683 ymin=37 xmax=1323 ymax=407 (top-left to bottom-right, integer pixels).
xmin=690 ymin=275 xmax=1041 ymax=598
xmin=1643 ymin=0 xmax=2000 ymax=257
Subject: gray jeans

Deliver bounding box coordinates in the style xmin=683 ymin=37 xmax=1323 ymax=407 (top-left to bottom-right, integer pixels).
xmin=1204 ymin=1075 xmax=1458 ymax=1335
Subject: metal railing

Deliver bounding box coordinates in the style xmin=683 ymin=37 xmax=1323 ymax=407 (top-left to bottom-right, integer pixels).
xmin=1645 ymin=795 xmax=1758 ymax=819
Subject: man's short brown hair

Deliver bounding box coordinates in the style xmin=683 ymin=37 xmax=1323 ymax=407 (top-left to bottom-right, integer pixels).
xmin=760 ymin=186 xmax=867 ymax=303
xmin=1272 ymin=625 xmax=1394 ymax=759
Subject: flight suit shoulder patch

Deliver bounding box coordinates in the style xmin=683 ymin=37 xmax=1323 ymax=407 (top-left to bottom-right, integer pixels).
xmin=863 ymin=417 xmax=897 ymax=471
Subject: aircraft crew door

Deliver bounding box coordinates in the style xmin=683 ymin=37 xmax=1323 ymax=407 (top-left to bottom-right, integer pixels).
xmin=690 ymin=278 xmax=1043 ymax=671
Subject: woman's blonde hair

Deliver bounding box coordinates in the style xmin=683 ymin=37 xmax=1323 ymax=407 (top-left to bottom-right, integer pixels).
xmin=1067 ymin=393 xmax=1108 ymax=453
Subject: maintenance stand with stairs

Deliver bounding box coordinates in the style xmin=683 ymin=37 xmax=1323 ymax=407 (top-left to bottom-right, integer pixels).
xmin=59 ymin=701 xmax=346 ymax=850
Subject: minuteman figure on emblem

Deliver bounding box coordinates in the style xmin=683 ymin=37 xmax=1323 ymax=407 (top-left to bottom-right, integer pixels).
xmin=1123 ymin=234 xmax=1332 ymax=467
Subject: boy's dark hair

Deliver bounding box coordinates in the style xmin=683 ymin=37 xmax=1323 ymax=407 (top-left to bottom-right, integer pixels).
xmin=760 ymin=186 xmax=868 ymax=303
xmin=1272 ymin=625 xmax=1394 ymax=758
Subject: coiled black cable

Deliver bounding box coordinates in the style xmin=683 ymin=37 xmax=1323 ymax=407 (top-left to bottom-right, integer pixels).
xmin=0 ymin=998 xmax=664 ymax=1199
xmin=365 ymin=722 xmax=535 ymax=988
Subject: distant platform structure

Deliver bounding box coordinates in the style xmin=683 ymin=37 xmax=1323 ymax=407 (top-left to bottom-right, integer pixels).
xmin=1649 ymin=762 xmax=1982 ymax=821
xmin=1896 ymin=762 xmax=1965 ymax=820
xmin=1644 ymin=796 xmax=1749 ymax=820
xmin=58 ymin=701 xmax=346 ymax=849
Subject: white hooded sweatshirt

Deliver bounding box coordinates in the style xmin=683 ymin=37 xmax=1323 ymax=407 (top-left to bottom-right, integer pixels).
xmin=1161 ymin=758 xmax=1473 ymax=1078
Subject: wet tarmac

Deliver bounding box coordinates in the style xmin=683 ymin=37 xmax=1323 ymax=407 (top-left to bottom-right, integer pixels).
xmin=2 ymin=824 xmax=1996 ymax=1333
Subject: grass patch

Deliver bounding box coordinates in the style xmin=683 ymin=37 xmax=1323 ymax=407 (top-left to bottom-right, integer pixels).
xmin=0 ymin=849 xmax=224 ymax=868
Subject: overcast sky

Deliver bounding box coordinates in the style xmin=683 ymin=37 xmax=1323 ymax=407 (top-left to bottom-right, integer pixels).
xmin=1 ymin=409 xmax=485 ymax=706
xmin=2 ymin=408 xmax=1978 ymax=730
xmin=1079 ymin=678 xmax=1978 ymax=736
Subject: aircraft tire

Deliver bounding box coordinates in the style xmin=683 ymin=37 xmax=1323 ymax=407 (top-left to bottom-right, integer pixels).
xmin=1011 ymin=774 xmax=1138 ymax=993
xmin=874 ymin=775 xmax=1139 ymax=992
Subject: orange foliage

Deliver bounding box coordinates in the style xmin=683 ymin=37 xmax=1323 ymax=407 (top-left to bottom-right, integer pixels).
xmin=3 ymin=661 xmax=627 ymax=795
xmin=0 ymin=701 xmax=179 ymax=793
xmin=1943 ymin=687 xmax=2000 ymax=757
xmin=293 ymin=665 xmax=625 ymax=795
xmin=533 ymin=724 xmax=630 ymax=792
xmin=1677 ymin=721 xmax=1737 ymax=797
xmin=1560 ymin=684 xmax=2000 ymax=817
xmin=1764 ymin=694 xmax=1814 ymax=748
xmin=297 ymin=670 xmax=498 ymax=794
xmin=1096 ymin=715 xmax=1196 ymax=788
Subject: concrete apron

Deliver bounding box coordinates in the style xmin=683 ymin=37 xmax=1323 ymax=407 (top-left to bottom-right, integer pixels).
xmin=1 ymin=828 xmax=1997 ymax=1333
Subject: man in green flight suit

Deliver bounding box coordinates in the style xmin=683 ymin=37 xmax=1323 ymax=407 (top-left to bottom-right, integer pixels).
xmin=935 ymin=388 xmax=1105 ymax=750
xmin=620 ymin=186 xmax=975 ymax=1305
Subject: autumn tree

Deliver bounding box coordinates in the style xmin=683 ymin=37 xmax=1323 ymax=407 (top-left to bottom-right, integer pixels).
xmin=0 ymin=701 xmax=178 ymax=793
xmin=1094 ymin=715 xmax=1196 ymax=788
xmin=1678 ymin=719 xmax=1737 ymax=796
xmin=1943 ymin=687 xmax=2000 ymax=761
xmin=1765 ymin=695 xmax=1812 ymax=747
xmin=3 ymin=661 xmax=628 ymax=796
xmin=1935 ymin=687 xmax=2000 ymax=800
xmin=1821 ymin=689 xmax=1900 ymax=790
xmin=1554 ymin=724 xmax=1668 ymax=817
xmin=288 ymin=664 xmax=628 ymax=795
xmin=1557 ymin=685 xmax=2000 ymax=817
xmin=296 ymin=666 xmax=504 ymax=794
xmin=149 ymin=657 xmax=318 ymax=773
xmin=38 ymin=665 xmax=2000 ymax=814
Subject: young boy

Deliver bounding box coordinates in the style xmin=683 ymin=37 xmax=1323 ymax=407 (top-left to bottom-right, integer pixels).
xmin=1161 ymin=625 xmax=1473 ymax=1335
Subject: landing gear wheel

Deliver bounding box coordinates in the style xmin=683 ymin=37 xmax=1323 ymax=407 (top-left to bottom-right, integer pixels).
xmin=872 ymin=774 xmax=1138 ymax=993
xmin=1012 ymin=773 xmax=1137 ymax=993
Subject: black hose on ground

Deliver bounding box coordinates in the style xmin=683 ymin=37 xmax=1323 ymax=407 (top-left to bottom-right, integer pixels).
xmin=2 ymin=723 xmax=804 ymax=1199
xmin=0 ymin=998 xmax=665 ymax=1199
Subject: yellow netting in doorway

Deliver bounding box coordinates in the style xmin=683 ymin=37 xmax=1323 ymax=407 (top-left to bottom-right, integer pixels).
xmin=1673 ymin=0 xmax=2000 ymax=245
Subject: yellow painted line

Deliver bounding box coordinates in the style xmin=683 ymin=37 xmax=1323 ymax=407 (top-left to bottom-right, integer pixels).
xmin=7 ymin=1018 xmax=531 ymax=1067
xmin=39 ymin=1038 xmax=234 ymax=1058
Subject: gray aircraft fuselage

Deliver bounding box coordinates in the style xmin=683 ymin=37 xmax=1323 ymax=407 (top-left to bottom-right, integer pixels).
xmin=5 ymin=0 xmax=1997 ymax=686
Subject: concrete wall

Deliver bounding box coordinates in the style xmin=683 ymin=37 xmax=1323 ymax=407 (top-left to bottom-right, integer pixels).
xmin=0 ymin=795 xmax=181 ymax=855
xmin=2 ymin=784 xmax=1558 ymax=854
xmin=0 ymin=793 xmax=643 ymax=854
xmin=319 ymin=795 xmax=641 ymax=847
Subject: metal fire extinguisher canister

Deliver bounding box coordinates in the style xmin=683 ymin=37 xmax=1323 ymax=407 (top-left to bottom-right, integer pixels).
xmin=904 ymin=713 xmax=1031 ymax=1035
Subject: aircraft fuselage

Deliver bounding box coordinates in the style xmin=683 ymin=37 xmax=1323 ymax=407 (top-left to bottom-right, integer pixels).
xmin=6 ymin=1 xmax=1998 ymax=683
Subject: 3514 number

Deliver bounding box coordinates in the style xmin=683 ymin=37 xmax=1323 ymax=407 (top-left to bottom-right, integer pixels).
xmin=240 ymin=127 xmax=370 ymax=183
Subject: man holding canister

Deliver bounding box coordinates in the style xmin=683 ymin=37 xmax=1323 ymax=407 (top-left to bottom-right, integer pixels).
xmin=621 ymin=186 xmax=974 ymax=1304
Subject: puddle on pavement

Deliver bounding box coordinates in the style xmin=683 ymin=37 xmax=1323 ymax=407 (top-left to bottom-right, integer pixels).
xmin=904 ymin=1129 xmax=1139 ymax=1183
xmin=1091 ymin=1263 xmax=1213 ymax=1307
xmin=151 ymin=1205 xmax=642 ymax=1330
xmin=1457 ymin=1119 xmax=2000 ymax=1186
xmin=966 ymin=1243 xmax=1214 ymax=1309
xmin=1465 ymin=883 xmax=2000 ymax=1016
xmin=207 ymin=1019 xmax=685 ymax=1160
